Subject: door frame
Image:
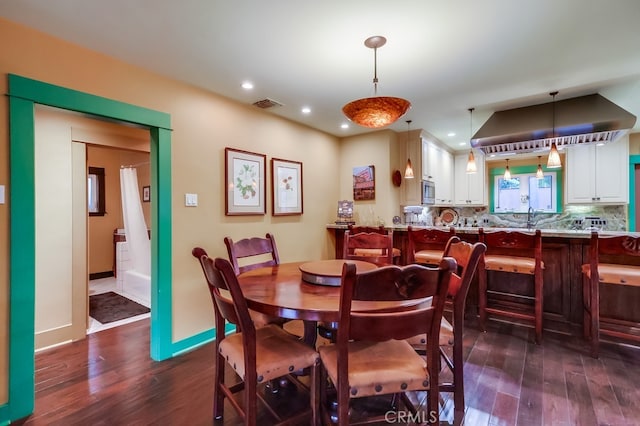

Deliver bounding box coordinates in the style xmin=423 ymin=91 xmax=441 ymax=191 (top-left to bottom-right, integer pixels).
xmin=5 ymin=74 xmax=174 ymax=421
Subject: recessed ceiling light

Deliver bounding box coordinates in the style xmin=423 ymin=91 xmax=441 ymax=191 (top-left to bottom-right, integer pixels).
xmin=341 ymin=123 xmax=349 ymax=129
xmin=459 ymin=142 xmax=466 ymax=146
xmin=241 ymin=81 xmax=254 ymax=90
xmin=301 ymin=106 xmax=311 ymax=114
xmin=448 ymin=132 xmax=456 ymax=137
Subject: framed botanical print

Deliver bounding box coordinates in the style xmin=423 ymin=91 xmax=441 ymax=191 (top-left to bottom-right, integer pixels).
xmin=225 ymin=147 xmax=266 ymax=215
xmin=271 ymin=158 xmax=303 ymax=216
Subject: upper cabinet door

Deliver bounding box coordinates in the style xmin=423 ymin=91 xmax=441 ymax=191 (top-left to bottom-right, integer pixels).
xmin=565 ymin=136 xmax=629 ymax=204
xmin=454 ymin=152 xmax=487 ymax=206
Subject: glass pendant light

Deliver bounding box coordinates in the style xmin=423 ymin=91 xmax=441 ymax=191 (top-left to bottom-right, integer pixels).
xmin=536 ymin=156 xmax=544 ymax=179
xmin=404 ymin=120 xmax=415 ymax=179
xmin=547 ymin=91 xmax=562 ymax=168
xmin=466 ymin=108 xmax=477 ymax=173
xmin=504 ymin=159 xmax=511 ymax=179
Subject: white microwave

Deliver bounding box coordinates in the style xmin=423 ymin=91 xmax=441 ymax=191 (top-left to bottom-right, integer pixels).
xmin=422 ymin=180 xmax=435 ymax=205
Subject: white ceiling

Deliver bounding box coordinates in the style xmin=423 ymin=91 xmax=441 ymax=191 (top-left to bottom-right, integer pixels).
xmin=2 ymin=0 xmax=640 ymax=151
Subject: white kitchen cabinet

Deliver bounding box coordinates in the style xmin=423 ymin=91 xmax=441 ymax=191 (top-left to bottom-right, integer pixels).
xmin=454 ymin=151 xmax=487 ymax=206
xmin=423 ymin=140 xmax=454 ymax=205
xmin=565 ymin=137 xmax=628 ymax=204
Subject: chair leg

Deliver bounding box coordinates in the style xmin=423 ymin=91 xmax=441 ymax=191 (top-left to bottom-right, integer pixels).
xmin=534 ymin=271 xmax=543 ymax=345
xmin=214 ymin=351 xmax=225 ymax=419
xmin=590 ymin=277 xmax=600 ymax=358
xmin=582 ymin=274 xmax=591 ymax=340
xmin=244 ymin=373 xmax=258 ymax=426
xmin=452 ymin=335 xmax=464 ymax=426
xmin=478 ymin=266 xmax=488 ymax=332
xmin=310 ymin=361 xmax=319 ymax=426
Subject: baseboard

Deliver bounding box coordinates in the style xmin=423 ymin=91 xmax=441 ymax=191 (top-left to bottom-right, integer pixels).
xmin=89 ymin=271 xmax=114 ymax=280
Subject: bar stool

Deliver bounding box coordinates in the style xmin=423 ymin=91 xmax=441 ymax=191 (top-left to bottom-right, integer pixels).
xmin=582 ymin=231 xmax=640 ymax=358
xmin=407 ymin=226 xmax=456 ymax=265
xmin=478 ymin=228 xmax=544 ymax=344
xmin=347 ymin=225 xmax=401 ymax=264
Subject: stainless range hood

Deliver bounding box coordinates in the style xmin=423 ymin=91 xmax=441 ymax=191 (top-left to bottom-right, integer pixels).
xmin=470 ymin=94 xmax=637 ymax=155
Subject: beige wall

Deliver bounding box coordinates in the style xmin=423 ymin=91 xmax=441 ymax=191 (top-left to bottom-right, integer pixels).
xmin=0 ymin=17 xmax=346 ymax=404
xmin=339 ymin=130 xmax=403 ymax=225
xmin=629 ymin=132 xmax=640 ymax=154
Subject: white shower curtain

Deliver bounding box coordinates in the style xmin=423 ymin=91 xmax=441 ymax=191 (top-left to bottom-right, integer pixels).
xmin=120 ymin=167 xmax=150 ymax=276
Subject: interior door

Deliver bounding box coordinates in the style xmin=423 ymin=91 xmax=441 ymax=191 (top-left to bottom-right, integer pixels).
xmin=34 ymin=107 xmax=87 ymax=349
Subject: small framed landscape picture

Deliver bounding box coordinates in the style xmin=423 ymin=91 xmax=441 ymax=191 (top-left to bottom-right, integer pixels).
xmin=142 ymin=186 xmax=150 ymax=202
xmin=271 ymin=158 xmax=303 ymax=216
xmin=353 ymin=165 xmax=375 ymax=200
xmin=225 ymin=147 xmax=266 ymax=215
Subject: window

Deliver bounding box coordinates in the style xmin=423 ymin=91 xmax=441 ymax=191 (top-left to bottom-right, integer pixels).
xmin=88 ymin=166 xmax=105 ymax=216
xmin=490 ymin=165 xmax=561 ymax=213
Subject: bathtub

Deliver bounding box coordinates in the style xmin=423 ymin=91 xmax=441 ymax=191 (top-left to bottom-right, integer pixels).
xmin=116 ymin=241 xmax=150 ymax=307
xmin=122 ymin=269 xmax=150 ymax=307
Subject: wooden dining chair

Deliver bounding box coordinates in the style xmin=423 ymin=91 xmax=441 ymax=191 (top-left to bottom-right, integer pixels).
xmin=407 ymin=226 xmax=456 ymax=265
xmin=347 ymin=225 xmax=401 ymax=264
xmin=406 ymin=237 xmax=486 ymax=426
xmin=224 ymin=233 xmax=280 ymax=275
xmin=582 ymin=231 xmax=640 ymax=358
xmin=478 ymin=228 xmax=544 ymax=344
xmin=342 ymin=229 xmax=394 ymax=266
xmin=192 ymin=248 xmax=320 ymax=426
xmin=318 ymin=258 xmax=455 ymax=425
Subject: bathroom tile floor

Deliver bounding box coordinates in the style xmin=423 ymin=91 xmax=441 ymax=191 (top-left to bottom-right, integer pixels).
xmin=88 ymin=277 xmax=150 ymax=334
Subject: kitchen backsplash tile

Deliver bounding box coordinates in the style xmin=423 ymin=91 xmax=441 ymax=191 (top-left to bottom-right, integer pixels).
xmin=416 ymin=204 xmax=627 ymax=231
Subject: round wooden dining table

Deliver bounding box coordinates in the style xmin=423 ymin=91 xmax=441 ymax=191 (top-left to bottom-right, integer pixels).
xmin=237 ymin=260 xmax=432 ymax=347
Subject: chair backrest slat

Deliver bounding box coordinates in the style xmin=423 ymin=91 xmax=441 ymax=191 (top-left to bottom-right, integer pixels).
xmin=343 ymin=230 xmax=394 ymax=266
xmin=338 ymin=259 xmax=455 ymax=344
xmin=192 ymin=247 xmax=243 ymax=328
xmin=224 ymin=233 xmax=280 ymax=275
xmin=407 ymin=226 xmax=456 ymax=264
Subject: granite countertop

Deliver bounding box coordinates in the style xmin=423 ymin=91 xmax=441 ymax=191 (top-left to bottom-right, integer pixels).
xmin=327 ymin=224 xmax=640 ymax=238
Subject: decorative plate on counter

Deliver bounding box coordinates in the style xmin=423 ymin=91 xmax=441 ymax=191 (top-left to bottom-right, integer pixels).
xmin=439 ymin=208 xmax=459 ymax=226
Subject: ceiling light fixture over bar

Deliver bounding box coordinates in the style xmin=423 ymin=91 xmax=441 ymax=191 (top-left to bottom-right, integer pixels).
xmin=342 ymin=36 xmax=411 ymax=128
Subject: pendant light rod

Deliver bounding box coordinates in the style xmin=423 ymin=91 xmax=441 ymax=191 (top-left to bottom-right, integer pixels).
xmin=550 ymin=91 xmax=558 ymax=138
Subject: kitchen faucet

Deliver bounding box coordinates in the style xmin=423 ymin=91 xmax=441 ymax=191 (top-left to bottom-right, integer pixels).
xmin=527 ymin=206 xmax=535 ymax=229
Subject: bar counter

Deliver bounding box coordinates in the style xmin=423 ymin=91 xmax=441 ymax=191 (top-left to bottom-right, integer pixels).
xmin=327 ymin=224 xmax=640 ymax=340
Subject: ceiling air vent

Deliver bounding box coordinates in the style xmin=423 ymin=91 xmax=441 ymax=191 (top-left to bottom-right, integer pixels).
xmin=252 ymin=98 xmax=283 ymax=109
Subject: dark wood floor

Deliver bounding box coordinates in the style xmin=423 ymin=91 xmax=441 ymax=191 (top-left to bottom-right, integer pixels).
xmin=15 ymin=318 xmax=640 ymax=425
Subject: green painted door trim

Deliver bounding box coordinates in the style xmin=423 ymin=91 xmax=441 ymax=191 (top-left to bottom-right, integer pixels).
xmin=628 ymin=154 xmax=640 ymax=231
xmin=4 ymin=74 xmax=186 ymax=422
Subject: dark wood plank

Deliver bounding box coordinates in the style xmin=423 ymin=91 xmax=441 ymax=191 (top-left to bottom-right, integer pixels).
xmin=563 ymin=349 xmax=598 ymax=426
xmin=14 ymin=316 xmax=640 ymax=426
xmin=516 ymin=341 xmax=543 ymax=426
xmin=582 ymin=355 xmax=626 ymax=425
xmin=541 ymin=334 xmax=571 ymax=425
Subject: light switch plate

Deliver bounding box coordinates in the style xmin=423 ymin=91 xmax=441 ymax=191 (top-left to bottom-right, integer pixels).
xmin=0 ymin=185 xmax=4 ymax=204
xmin=185 ymin=193 xmax=198 ymax=207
